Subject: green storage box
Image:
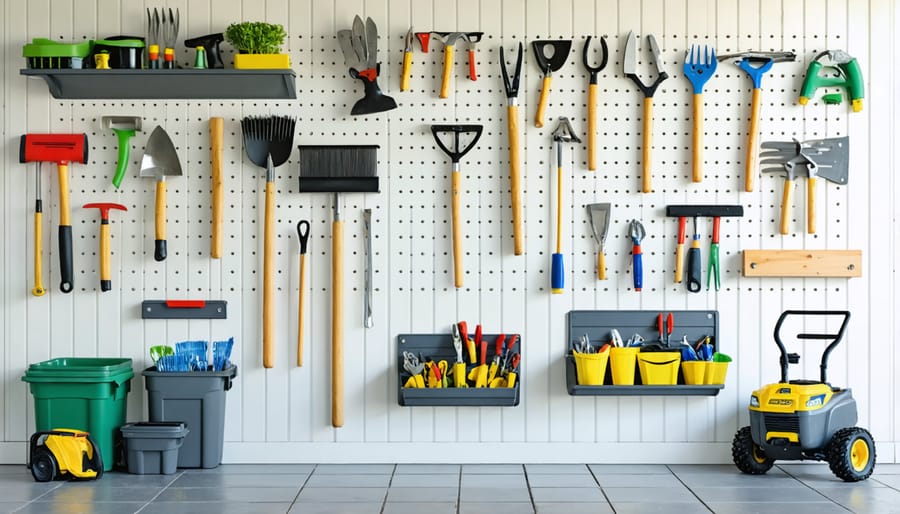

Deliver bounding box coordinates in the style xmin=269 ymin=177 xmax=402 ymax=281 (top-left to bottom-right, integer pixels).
xmin=22 ymin=358 xmax=134 ymax=471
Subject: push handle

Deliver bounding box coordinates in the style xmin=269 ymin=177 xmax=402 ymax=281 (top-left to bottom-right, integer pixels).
xmin=210 ymin=117 xmax=224 ymax=259
xmin=332 ymin=218 xmax=344 ymax=427
xmin=451 ymin=169 xmax=463 ymax=288
xmin=597 ymin=250 xmax=606 ymax=281
xmin=780 ymin=177 xmax=794 ymax=235
xmin=588 ymin=83 xmax=598 ymax=171
xmin=535 ymin=76 xmax=552 ymax=128
xmin=807 ymin=176 xmax=817 ymax=234
xmin=33 ymin=203 xmax=45 ymax=296
xmin=507 ymin=105 xmax=523 ymax=256
xmin=745 ymin=88 xmax=762 ymax=192
xmin=642 ymin=97 xmax=653 ymax=192
xmin=297 ymin=220 xmax=310 ymax=367
xmin=154 ymin=180 xmax=167 ymax=262
xmin=674 ymin=216 xmax=686 ymax=283
xmin=692 ymin=93 xmax=703 ymax=182
xmin=687 ymin=236 xmax=702 ymax=293
xmin=263 ymin=181 xmax=275 ymax=368
xmin=99 ymin=221 xmax=111 ymax=291
xmin=57 ymin=163 xmax=73 ymax=293
xmin=400 ymin=50 xmax=412 ymax=91
xmin=551 ymin=163 xmax=564 ymax=294
xmin=468 ymin=49 xmax=477 ymax=80
xmin=440 ymin=45 xmax=454 ymax=98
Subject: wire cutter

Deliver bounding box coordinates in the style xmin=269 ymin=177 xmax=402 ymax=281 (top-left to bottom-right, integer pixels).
xmin=400 ymin=27 xmax=414 ymax=91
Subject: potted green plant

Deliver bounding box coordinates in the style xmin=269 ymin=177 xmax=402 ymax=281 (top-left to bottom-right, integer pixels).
xmin=224 ymin=21 xmax=290 ymax=69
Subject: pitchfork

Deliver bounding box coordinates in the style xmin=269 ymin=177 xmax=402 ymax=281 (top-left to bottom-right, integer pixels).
xmin=683 ymin=44 xmax=717 ymax=183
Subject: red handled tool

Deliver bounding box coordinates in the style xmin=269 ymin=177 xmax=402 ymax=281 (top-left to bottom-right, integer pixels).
xmin=488 ymin=334 xmax=505 ymax=383
xmin=674 ymin=216 xmax=686 ymax=283
xmin=83 ymin=203 xmax=127 ymax=292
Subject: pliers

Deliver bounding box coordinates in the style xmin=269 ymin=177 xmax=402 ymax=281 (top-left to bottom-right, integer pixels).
xmin=402 ymin=351 xmax=425 ymax=388
xmin=707 ymin=216 xmax=721 ymax=290
xmin=400 ymin=27 xmax=414 ymax=91
xmin=451 ymin=324 xmax=469 ymax=388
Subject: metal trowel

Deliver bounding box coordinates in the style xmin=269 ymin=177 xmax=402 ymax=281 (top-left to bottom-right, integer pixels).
xmin=587 ymin=203 xmax=611 ymax=280
xmin=140 ymin=126 xmax=182 ymax=261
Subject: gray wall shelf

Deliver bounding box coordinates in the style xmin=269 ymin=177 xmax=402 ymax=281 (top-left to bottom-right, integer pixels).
xmin=20 ymin=69 xmax=297 ymax=99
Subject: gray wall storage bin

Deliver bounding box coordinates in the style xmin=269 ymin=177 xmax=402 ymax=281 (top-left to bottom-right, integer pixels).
xmin=566 ymin=310 xmax=723 ymax=396
xmin=120 ymin=421 xmax=189 ymax=475
xmin=143 ymin=365 xmax=237 ymax=469
xmin=397 ymin=333 xmax=521 ymax=407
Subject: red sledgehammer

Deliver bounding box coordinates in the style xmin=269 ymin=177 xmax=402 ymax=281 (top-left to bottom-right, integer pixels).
xmin=20 ymin=134 xmax=89 ymax=293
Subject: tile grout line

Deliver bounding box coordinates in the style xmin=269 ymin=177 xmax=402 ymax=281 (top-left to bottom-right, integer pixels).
xmin=586 ymin=463 xmax=619 ymax=513
xmin=665 ymin=465 xmax=716 ymax=513
xmin=10 ymin=479 xmax=66 ymax=513
xmin=132 ymin=470 xmax=187 ymax=513
xmin=287 ymin=463 xmax=317 ymax=511
xmin=456 ymin=465 xmax=462 ymax=514
xmin=774 ymin=464 xmax=857 ymax=512
xmin=522 ymin=463 xmax=537 ymax=514
xmin=378 ymin=463 xmax=397 ymax=514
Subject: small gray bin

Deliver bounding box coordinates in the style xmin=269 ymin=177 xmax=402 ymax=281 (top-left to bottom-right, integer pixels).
xmin=121 ymin=422 xmax=189 ymax=475
xmin=143 ymin=365 xmax=237 ymax=469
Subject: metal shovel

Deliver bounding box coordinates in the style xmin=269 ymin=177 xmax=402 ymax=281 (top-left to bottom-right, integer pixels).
xmin=587 ymin=203 xmax=611 ymax=280
xmin=140 ymin=126 xmax=182 ymax=262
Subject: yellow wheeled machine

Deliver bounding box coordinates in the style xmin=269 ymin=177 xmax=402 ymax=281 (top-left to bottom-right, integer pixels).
xmin=732 ymin=310 xmax=875 ymax=481
xmin=29 ymin=429 xmax=103 ymax=482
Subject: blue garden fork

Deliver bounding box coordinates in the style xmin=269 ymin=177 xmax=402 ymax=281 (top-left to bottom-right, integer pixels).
xmin=683 ymin=45 xmax=717 ymax=183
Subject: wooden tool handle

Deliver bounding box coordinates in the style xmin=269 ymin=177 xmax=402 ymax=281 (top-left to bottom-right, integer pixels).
xmin=33 ymin=210 xmax=44 ymax=296
xmin=507 ymin=104 xmax=523 ymax=256
xmin=452 ymin=170 xmax=463 ymax=288
xmin=57 ymin=163 xmax=70 ymax=225
xmin=598 ymin=251 xmax=606 ymax=281
xmin=401 ymin=51 xmax=412 ymax=91
xmin=332 ymin=218 xmax=345 ymax=427
xmin=588 ymin=83 xmax=598 ymax=171
xmin=746 ymin=88 xmax=762 ymax=192
xmin=99 ymin=223 xmax=111 ymax=291
xmin=780 ymin=177 xmax=793 ymax=235
xmin=210 ymin=117 xmax=224 ymax=259
xmin=642 ymin=98 xmax=653 ymax=193
xmin=692 ymin=93 xmax=703 ymax=183
xmin=535 ymin=76 xmax=552 ymax=128
xmin=440 ymin=45 xmax=454 ymax=98
xmin=807 ymin=177 xmax=817 ymax=234
xmin=675 ymin=242 xmax=685 ymax=283
xmin=263 ymin=181 xmax=275 ymax=369
xmin=297 ymin=253 xmax=306 ymax=367
xmin=154 ymin=180 xmax=167 ymax=262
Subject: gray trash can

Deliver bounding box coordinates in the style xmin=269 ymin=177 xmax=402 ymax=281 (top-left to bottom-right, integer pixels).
xmin=142 ymin=365 xmax=237 ymax=469
xmin=121 ymin=421 xmax=189 ymax=474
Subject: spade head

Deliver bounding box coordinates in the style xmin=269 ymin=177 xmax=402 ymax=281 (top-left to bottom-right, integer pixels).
xmin=140 ymin=126 xmax=182 ymax=179
xmin=532 ymin=40 xmax=572 ymax=75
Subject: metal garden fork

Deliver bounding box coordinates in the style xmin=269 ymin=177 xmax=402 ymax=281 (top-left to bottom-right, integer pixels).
xmin=683 ymin=44 xmax=718 ymax=182
xmin=162 ymin=7 xmax=179 ymax=69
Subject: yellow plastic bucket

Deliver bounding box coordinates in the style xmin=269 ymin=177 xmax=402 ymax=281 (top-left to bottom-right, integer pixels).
xmin=681 ymin=361 xmax=707 ymax=385
xmin=705 ymin=353 xmax=732 ymax=384
xmin=573 ymin=349 xmax=609 ymax=386
xmin=609 ymin=347 xmax=639 ymax=385
xmin=637 ymin=352 xmax=681 ymax=385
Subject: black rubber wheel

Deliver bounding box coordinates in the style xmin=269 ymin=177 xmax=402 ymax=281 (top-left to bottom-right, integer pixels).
xmin=827 ymin=427 xmax=875 ymax=482
xmin=31 ymin=447 xmax=57 ymax=482
xmin=732 ymin=426 xmax=775 ymax=475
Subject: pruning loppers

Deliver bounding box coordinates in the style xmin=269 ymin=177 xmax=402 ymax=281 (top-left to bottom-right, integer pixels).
xmin=623 ymin=31 xmax=668 ymax=193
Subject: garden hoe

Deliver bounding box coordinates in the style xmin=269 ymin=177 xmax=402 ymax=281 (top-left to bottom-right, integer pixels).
xmin=551 ymin=117 xmax=581 ymax=294
xmin=532 ymin=40 xmax=572 ymax=128
xmin=140 ymin=126 xmax=182 ymax=262
xmin=83 ymin=203 xmax=127 ymax=291
xmin=102 ymin=116 xmax=142 ymax=189
xmin=431 ymin=125 xmax=483 ymax=289
xmin=19 ymin=133 xmax=89 ymax=294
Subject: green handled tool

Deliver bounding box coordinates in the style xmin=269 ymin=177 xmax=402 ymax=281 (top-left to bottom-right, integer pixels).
xmin=799 ymin=50 xmax=864 ymax=112
xmin=707 ymin=216 xmax=721 ymax=291
xmin=666 ymin=205 xmax=744 ymax=292
xmin=102 ymin=116 xmax=142 ymax=189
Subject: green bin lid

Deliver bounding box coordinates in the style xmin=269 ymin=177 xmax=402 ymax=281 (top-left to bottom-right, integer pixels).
xmin=22 ymin=358 xmax=134 ymax=383
xmin=22 ymin=38 xmax=93 ymax=58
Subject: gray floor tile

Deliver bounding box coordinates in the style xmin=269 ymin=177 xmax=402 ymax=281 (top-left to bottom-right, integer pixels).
xmin=875 ymin=475 xmax=900 ymax=488
xmin=525 ymin=464 xmax=591 ymax=475
xmin=530 ymin=487 xmax=605 ymax=503
xmin=390 ymin=473 xmax=459 ymax=487
xmin=462 ymin=473 xmax=528 ymax=488
xmin=593 ymin=472 xmax=683 ymax=487
xmin=0 ymin=466 xmax=27 ymax=475
xmin=670 ymin=464 xmax=785 ymax=475
xmin=85 ymin=471 xmax=182 ymax=486
xmin=873 ymin=464 xmax=900 ymax=475
xmin=169 ymin=472 xmax=308 ymax=488
xmin=535 ymin=502 xmax=615 ymax=514
xmin=603 ymin=486 xmax=698 ymax=503
xmin=314 ymin=464 xmax=395 ymax=475
xmin=0 ymin=504 xmax=27 ymax=514
xmin=459 ymin=502 xmax=535 ymax=514
xmin=288 ymin=502 xmax=385 ymax=514
xmin=817 ymin=485 xmax=900 ymax=509
xmin=15 ymin=502 xmax=147 ymax=514
xmin=156 ymin=486 xmax=300 ymax=502
xmin=705 ymin=502 xmax=850 ymax=514
xmin=589 ymin=464 xmax=672 ymax=474
xmin=0 ymin=484 xmax=61 ymax=501
xmin=462 ymin=464 xmax=524 ymax=474
xmin=612 ymin=503 xmax=712 ymax=514
xmin=295 ymin=487 xmax=387 ymax=503
xmin=141 ymin=502 xmax=294 ymax=514
xmin=40 ymin=485 xmax=161 ymax=503
xmin=527 ymin=473 xmax=598 ymax=488
xmin=459 ymin=486 xmax=531 ymax=502
xmin=383 ymin=502 xmax=457 ymax=514
xmin=692 ymin=485 xmax=827 ymax=503
xmin=305 ymin=473 xmax=391 ymax=488
xmin=395 ymin=464 xmax=460 ymax=474
xmin=386 ymin=486 xmax=457 ymax=502
xmin=777 ymin=463 xmax=839 ymax=476
xmin=184 ymin=463 xmax=315 ymax=474
xmin=675 ymin=471 xmax=799 ymax=488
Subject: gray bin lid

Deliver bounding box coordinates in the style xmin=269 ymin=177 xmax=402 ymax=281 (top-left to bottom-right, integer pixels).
xmin=120 ymin=421 xmax=189 ymax=439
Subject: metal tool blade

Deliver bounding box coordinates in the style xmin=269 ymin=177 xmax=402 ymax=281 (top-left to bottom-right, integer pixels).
xmin=365 ymin=17 xmax=378 ymax=68
xmin=337 ymin=30 xmax=364 ymax=69
xmin=622 ymin=30 xmax=637 ymax=76
xmin=803 ymin=136 xmax=849 ymax=184
xmin=587 ymin=203 xmax=611 ymax=249
xmin=648 ymin=35 xmax=665 ymax=74
xmin=140 ymin=126 xmax=182 ymax=179
xmin=364 ymin=208 xmax=373 ymax=328
xmin=351 ymin=15 xmax=367 ymax=67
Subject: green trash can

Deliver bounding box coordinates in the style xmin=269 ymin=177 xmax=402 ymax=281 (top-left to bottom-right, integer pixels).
xmin=22 ymin=358 xmax=133 ymax=471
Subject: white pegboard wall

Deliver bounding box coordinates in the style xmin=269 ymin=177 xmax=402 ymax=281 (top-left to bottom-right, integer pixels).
xmin=1 ymin=0 xmax=894 ymax=463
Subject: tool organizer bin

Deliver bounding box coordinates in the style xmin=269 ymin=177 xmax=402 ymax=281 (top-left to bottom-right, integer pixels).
xmin=566 ymin=310 xmax=724 ymax=396
xmin=397 ymin=334 xmax=521 ymax=407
